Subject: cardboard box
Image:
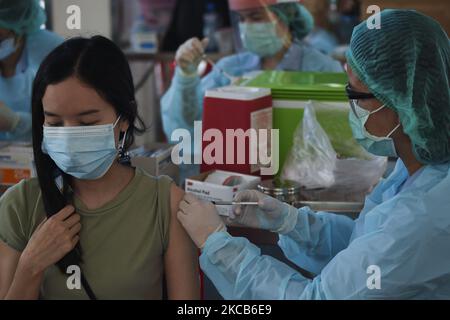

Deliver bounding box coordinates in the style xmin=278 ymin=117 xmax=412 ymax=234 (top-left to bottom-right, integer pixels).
xmin=0 ymin=144 xmax=35 ymax=186
xmin=130 ymin=143 xmax=179 ymax=182
xmin=185 ymin=170 xmax=261 ymax=216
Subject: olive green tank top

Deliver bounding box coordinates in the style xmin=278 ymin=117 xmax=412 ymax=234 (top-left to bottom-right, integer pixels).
xmin=0 ymin=168 xmax=173 ymax=300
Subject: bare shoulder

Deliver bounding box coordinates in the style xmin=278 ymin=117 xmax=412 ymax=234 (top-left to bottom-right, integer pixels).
xmin=170 ymin=184 xmax=184 ymax=215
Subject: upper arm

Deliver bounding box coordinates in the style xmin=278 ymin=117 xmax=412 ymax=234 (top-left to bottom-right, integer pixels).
xmin=0 ymin=241 xmax=21 ymax=299
xmin=164 ymin=184 xmax=200 ymax=299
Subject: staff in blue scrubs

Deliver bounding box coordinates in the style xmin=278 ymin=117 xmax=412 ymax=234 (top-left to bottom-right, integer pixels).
xmin=0 ymin=0 xmax=63 ymax=142
xmin=161 ymin=0 xmax=342 ymax=140
xmin=177 ymin=10 xmax=450 ymax=299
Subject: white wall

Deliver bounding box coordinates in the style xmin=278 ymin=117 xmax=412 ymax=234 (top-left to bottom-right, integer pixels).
xmin=50 ymin=0 xmax=112 ymax=39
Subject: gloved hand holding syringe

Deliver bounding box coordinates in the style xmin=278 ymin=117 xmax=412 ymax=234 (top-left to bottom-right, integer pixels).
xmin=212 ymin=201 xmax=259 ymax=205
xmin=175 ymin=37 xmax=240 ymax=84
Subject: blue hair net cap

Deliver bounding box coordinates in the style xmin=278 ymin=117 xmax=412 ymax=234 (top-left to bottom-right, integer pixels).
xmin=0 ymin=0 xmax=46 ymax=35
xmin=346 ymin=10 xmax=450 ymax=165
xmin=270 ymin=3 xmax=314 ymax=40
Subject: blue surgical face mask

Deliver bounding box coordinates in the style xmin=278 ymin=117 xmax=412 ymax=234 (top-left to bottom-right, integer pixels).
xmin=42 ymin=117 xmax=124 ymax=180
xmin=0 ymin=37 xmax=17 ymax=60
xmin=239 ymin=22 xmax=284 ymax=58
xmin=349 ymin=101 xmax=400 ymax=157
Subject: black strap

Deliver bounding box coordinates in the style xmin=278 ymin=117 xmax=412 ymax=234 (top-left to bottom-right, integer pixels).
xmin=81 ymin=273 xmax=97 ymax=300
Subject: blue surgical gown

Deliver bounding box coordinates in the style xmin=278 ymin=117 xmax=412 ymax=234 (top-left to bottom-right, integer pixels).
xmin=200 ymin=159 xmax=450 ymax=299
xmin=304 ymin=28 xmax=339 ymax=55
xmin=0 ymin=30 xmax=63 ymax=142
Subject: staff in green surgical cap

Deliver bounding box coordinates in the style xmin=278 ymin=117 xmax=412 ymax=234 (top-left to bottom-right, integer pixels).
xmin=0 ymin=0 xmax=63 ymax=142
xmin=177 ymin=9 xmax=450 ymax=299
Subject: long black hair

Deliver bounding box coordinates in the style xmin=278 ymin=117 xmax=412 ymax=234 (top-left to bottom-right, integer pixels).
xmin=31 ymin=36 xmax=145 ymax=298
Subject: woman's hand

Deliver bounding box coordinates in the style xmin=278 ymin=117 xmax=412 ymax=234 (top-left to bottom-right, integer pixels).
xmin=19 ymin=205 xmax=81 ymax=276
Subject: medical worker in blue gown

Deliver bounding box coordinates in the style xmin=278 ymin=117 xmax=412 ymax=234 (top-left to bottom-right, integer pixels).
xmin=177 ymin=10 xmax=450 ymax=299
xmin=0 ymin=0 xmax=63 ymax=142
xmin=161 ymin=0 xmax=342 ymax=140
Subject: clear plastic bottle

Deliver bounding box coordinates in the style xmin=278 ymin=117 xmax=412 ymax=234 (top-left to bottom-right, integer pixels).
xmin=203 ymin=2 xmax=220 ymax=53
xmin=328 ymin=0 xmax=340 ymax=25
xmin=130 ymin=15 xmax=158 ymax=53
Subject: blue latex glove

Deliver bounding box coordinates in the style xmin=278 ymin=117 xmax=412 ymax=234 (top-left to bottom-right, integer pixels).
xmin=0 ymin=101 xmax=20 ymax=132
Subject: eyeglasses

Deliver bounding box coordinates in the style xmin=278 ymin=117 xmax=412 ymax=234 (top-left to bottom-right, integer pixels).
xmin=345 ymin=84 xmax=375 ymax=100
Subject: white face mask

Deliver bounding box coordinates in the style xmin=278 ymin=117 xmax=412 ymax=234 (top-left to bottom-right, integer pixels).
xmin=0 ymin=37 xmax=18 ymax=60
